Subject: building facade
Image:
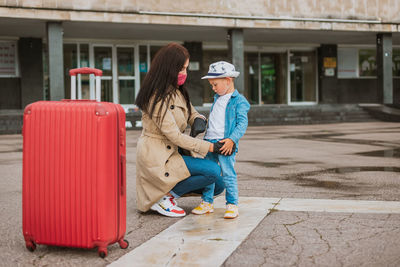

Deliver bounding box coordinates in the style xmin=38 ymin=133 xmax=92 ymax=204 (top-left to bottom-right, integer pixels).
xmin=0 ymin=0 xmax=399 ymax=112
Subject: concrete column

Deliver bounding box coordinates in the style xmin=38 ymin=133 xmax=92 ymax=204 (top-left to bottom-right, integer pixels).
xmin=47 ymin=22 xmax=64 ymax=100
xmin=377 ymin=33 xmax=393 ymax=104
xmin=19 ymin=38 xmax=44 ymax=107
xmin=228 ymin=29 xmax=244 ymax=93
xmin=183 ymin=42 xmax=203 ymax=106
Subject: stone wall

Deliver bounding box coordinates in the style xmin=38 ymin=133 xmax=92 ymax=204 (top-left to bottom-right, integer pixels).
xmin=1 ymin=0 xmax=398 ymax=22
xmin=0 ymin=0 xmax=398 ymax=32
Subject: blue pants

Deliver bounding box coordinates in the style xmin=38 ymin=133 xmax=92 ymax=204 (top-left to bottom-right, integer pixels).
xmin=170 ymin=155 xmax=225 ymax=198
xmin=203 ymin=139 xmax=238 ymax=205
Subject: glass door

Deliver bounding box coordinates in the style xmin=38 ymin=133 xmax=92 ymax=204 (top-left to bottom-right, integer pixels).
xmin=117 ymin=46 xmax=137 ymax=108
xmin=244 ymin=52 xmax=287 ymax=105
xmin=289 ymin=51 xmax=317 ymax=104
xmin=63 ymin=43 xmax=90 ymax=100
xmin=88 ymin=44 xmax=138 ymax=107
xmin=244 ymin=52 xmax=259 ymax=105
xmin=93 ymin=45 xmax=113 ymax=102
xmin=260 ymin=54 xmax=277 ymax=104
xmin=78 ymin=44 xmax=90 ymax=100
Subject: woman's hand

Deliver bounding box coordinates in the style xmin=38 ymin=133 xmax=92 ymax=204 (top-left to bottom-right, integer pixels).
xmin=208 ymin=143 xmax=214 ymax=152
xmin=190 ymin=117 xmax=207 ymax=137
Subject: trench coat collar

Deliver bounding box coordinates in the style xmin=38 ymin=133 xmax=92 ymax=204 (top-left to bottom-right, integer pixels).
xmin=172 ymin=88 xmax=187 ymax=108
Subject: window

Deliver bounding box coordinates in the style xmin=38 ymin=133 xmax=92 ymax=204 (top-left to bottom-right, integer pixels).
xmin=393 ymin=49 xmax=400 ymax=77
xmin=139 ymin=45 xmax=148 ymax=86
xmin=338 ymin=47 xmax=377 ymax=78
xmin=244 ymin=52 xmax=259 ymax=104
xmin=150 ymin=46 xmax=163 ymax=62
xmin=202 ymin=49 xmax=228 ymax=104
xmin=358 ymin=49 xmax=376 ymax=77
xmin=338 ymin=48 xmax=358 ymax=78
xmin=0 ymin=41 xmax=18 ymax=77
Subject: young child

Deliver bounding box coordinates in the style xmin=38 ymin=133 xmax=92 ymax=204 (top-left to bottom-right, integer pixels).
xmin=192 ymin=61 xmax=250 ymax=219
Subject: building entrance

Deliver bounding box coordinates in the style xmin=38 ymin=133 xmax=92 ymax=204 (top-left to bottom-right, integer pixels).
xmin=64 ymin=43 xmax=139 ymax=110
xmin=245 ymin=52 xmax=287 ymax=104
xmin=289 ymin=51 xmax=317 ymax=104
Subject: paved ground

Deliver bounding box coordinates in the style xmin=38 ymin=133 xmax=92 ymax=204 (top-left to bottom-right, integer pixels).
xmin=1 ymin=121 xmax=400 ymax=266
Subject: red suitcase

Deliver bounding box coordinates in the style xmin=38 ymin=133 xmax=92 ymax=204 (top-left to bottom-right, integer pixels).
xmin=22 ymin=67 xmax=128 ymax=258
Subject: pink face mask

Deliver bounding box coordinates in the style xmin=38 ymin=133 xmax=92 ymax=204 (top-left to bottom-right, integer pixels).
xmin=177 ymin=73 xmax=187 ymax=86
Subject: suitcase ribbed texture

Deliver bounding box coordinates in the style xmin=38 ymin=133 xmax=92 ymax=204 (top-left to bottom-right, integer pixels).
xmin=23 ymin=101 xmax=121 ymax=249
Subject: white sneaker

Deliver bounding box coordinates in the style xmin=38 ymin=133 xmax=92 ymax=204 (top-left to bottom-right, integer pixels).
xmin=224 ymin=204 xmax=239 ymax=219
xmin=150 ymin=195 xmax=186 ymax=217
xmin=191 ymin=201 xmax=214 ymax=215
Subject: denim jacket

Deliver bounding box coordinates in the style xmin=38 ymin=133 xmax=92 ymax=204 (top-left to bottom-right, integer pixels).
xmin=207 ymin=89 xmax=250 ymax=147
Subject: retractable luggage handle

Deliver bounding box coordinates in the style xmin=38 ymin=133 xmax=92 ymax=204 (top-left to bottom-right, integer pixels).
xmin=69 ymin=67 xmax=103 ymax=102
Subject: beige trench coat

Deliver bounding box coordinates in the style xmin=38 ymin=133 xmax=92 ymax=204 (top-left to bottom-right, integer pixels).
xmin=136 ymin=89 xmax=210 ymax=212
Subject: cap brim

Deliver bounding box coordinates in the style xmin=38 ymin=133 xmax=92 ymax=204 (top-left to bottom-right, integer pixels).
xmin=201 ymin=71 xmax=240 ymax=79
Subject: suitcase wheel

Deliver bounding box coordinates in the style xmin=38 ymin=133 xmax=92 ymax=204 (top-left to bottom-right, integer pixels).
xmin=98 ymin=247 xmax=108 ymax=258
xmin=26 ymin=241 xmax=36 ymax=252
xmin=119 ymin=239 xmax=129 ymax=249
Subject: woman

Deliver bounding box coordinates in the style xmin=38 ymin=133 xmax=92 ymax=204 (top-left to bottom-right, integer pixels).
xmin=135 ymin=43 xmax=224 ymax=217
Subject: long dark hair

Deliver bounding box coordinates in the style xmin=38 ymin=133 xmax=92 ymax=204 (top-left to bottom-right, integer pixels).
xmin=135 ymin=43 xmax=192 ymax=122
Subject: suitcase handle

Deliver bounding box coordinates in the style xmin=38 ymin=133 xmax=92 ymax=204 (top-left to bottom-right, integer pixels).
xmin=69 ymin=67 xmax=103 ymax=77
xmin=69 ymin=67 xmax=103 ymax=102
xmin=120 ymin=155 xmax=126 ymax=196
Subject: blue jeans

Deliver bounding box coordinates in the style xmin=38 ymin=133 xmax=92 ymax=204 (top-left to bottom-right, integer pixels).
xmin=170 ymin=155 xmax=225 ymax=198
xmin=203 ymin=139 xmax=238 ymax=205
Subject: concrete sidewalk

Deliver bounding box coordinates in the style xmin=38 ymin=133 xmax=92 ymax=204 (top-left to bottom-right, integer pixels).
xmin=1 ymin=122 xmax=399 ymax=266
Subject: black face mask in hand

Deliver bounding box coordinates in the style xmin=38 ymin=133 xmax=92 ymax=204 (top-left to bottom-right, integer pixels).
xmin=213 ymin=141 xmax=236 ymax=156
xmin=190 ymin=117 xmax=207 ymax=137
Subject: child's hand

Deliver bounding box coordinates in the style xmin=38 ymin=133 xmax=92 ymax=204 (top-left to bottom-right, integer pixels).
xmin=219 ymin=138 xmax=235 ymax=155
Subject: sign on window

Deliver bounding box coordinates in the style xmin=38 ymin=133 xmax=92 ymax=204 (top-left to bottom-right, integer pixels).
xmin=0 ymin=42 xmax=17 ymax=76
xmin=358 ymin=49 xmax=376 ymax=77
xmin=393 ymin=49 xmax=400 ymax=77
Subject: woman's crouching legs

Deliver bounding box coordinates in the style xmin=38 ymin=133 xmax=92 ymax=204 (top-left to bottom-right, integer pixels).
xmin=170 ymin=156 xmax=221 ymax=198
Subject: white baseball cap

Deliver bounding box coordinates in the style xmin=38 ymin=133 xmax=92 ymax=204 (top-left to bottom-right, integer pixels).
xmin=201 ymin=61 xmax=240 ymax=79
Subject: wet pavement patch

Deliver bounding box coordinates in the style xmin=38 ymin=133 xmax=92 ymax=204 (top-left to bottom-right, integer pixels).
xmin=286 ymin=166 xmax=400 ymax=190
xmin=287 ymin=166 xmax=400 ymax=177
xmin=330 ymin=166 xmax=400 ymax=173
xmin=240 ymin=160 xmax=400 ymax=175
xmin=239 ymin=165 xmax=400 ymax=190
xmin=237 ymin=160 xmax=320 ymax=168
xmin=294 ymin=177 xmax=358 ymax=190
xmin=237 ymin=160 xmax=287 ymax=168
xmin=238 ymin=173 xmax=282 ymax=181
xmin=0 ymin=148 xmax=22 ymax=153
xmin=282 ymin=132 xmax=399 ymax=147
xmin=355 ymin=148 xmax=400 ymax=158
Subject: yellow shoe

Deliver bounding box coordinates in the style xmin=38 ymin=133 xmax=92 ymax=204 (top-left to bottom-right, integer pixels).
xmin=191 ymin=201 xmax=214 ymax=215
xmin=224 ymin=204 xmax=239 ymax=219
